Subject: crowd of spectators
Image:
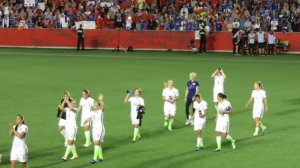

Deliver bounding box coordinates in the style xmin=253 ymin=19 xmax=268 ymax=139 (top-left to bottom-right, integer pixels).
xmin=0 ymin=0 xmax=299 ymax=32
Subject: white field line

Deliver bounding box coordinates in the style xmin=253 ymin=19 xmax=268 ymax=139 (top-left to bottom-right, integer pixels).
xmin=0 ymin=51 xmax=300 ymax=64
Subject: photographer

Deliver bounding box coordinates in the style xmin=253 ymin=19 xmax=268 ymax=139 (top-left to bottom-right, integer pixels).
xmin=124 ymin=88 xmax=145 ymax=143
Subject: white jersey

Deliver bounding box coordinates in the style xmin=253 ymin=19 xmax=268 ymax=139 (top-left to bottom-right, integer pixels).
xmin=257 ymin=31 xmax=265 ymax=43
xmin=267 ymin=34 xmax=276 ymax=44
xmin=162 ymin=87 xmax=179 ymax=106
xmin=90 ymin=109 xmax=105 ymax=129
xmin=217 ymin=100 xmax=232 ymax=121
xmin=80 ymin=97 xmax=94 ymax=114
xmin=193 ymin=100 xmax=208 ymax=121
xmin=214 ymin=75 xmax=225 ymax=92
xmin=65 ymin=107 xmax=78 ymax=128
xmin=248 ymin=33 xmax=255 ymax=44
xmin=251 ymin=89 xmax=267 ymax=109
xmin=128 ymin=97 xmax=145 ymax=114
xmin=12 ymin=124 xmax=28 ymax=148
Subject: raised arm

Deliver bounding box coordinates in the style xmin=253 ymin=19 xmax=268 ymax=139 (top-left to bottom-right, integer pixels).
xmin=124 ymin=94 xmax=130 ymax=103
xmin=10 ymin=128 xmax=26 ymax=139
xmin=220 ymin=69 xmax=226 ymax=79
xmin=211 ymin=69 xmax=218 ymax=78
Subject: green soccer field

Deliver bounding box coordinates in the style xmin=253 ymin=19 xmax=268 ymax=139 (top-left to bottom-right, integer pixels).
xmin=0 ymin=48 xmax=299 ymax=168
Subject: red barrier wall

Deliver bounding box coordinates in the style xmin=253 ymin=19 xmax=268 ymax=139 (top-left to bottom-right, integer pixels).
xmin=0 ymin=29 xmax=299 ymax=52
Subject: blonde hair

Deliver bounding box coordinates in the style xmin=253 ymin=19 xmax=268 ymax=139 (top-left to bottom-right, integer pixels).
xmin=64 ymin=91 xmax=71 ymax=97
xmin=189 ymin=72 xmax=197 ymax=78
xmin=256 ymin=81 xmax=263 ymax=89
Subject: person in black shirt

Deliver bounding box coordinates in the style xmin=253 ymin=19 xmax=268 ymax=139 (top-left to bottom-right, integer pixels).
xmin=57 ymin=91 xmax=73 ymax=146
xmin=199 ymin=26 xmax=207 ymax=53
xmin=77 ymin=24 xmax=84 ymax=51
xmin=148 ymin=18 xmax=157 ymax=30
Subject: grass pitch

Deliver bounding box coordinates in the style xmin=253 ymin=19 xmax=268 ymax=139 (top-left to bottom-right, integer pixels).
xmin=0 ymin=48 xmax=299 ymax=168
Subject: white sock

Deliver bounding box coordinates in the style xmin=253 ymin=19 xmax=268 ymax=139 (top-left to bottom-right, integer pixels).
xmin=188 ymin=115 xmax=192 ymax=120
xmin=134 ymin=128 xmax=139 ymax=135
xmin=197 ymin=137 xmax=203 ymax=147
xmin=216 ymin=136 xmax=221 ymax=148
xmin=255 ymin=127 xmax=259 ymax=134
xmin=60 ymin=129 xmax=66 ymax=137
xmin=85 ymin=131 xmax=90 ymax=143
xmin=169 ymin=119 xmax=173 ymax=125
xmin=226 ymin=135 xmax=233 ymax=142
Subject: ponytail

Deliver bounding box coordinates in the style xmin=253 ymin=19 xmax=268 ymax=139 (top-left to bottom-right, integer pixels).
xmin=15 ymin=114 xmax=25 ymax=131
xmin=217 ymin=93 xmax=227 ymax=99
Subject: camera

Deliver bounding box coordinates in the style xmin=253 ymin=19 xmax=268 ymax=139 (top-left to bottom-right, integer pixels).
xmin=126 ymin=90 xmax=134 ymax=94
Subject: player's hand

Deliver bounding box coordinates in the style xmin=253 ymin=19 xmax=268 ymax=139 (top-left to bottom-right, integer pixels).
xmin=265 ymin=107 xmax=268 ymax=113
xmin=98 ymin=94 xmax=104 ymax=101
xmin=9 ymin=122 xmax=13 ymax=128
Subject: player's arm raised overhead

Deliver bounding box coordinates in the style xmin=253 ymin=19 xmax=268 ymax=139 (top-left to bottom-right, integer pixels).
xmin=211 ymin=69 xmax=219 ymax=78
xmin=220 ymin=69 xmax=226 ymax=79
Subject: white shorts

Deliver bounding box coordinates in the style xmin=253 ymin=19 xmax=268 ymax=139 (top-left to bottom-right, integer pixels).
xmin=194 ymin=119 xmax=206 ymax=131
xmin=253 ymin=107 xmax=264 ymax=119
xmin=92 ymin=128 xmax=105 ymax=142
xmin=164 ymin=104 xmax=176 ymax=116
xmin=213 ymin=89 xmax=224 ymax=102
xmin=131 ymin=112 xmax=140 ymax=125
xmin=66 ymin=126 xmax=77 ymax=141
xmin=10 ymin=146 xmax=28 ymax=163
xmin=215 ymin=118 xmax=229 ymax=133
xmin=58 ymin=119 xmax=66 ymax=127
xmin=81 ymin=112 xmax=92 ymax=127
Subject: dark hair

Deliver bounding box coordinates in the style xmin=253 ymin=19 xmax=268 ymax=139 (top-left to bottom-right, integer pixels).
xmin=82 ymin=89 xmax=90 ymax=97
xmin=217 ymin=93 xmax=227 ymax=99
xmin=15 ymin=114 xmax=25 ymax=131
xmin=194 ymin=94 xmax=201 ymax=99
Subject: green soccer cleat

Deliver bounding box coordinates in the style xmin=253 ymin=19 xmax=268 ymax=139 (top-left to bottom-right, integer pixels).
xmin=261 ymin=125 xmax=267 ymax=135
xmin=195 ymin=147 xmax=204 ymax=151
xmin=214 ymin=148 xmax=221 ymax=152
xmin=232 ymin=140 xmax=236 ymax=150
xmin=163 ymin=121 xmax=168 ymax=129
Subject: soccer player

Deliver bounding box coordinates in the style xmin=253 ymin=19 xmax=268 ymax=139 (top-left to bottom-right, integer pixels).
xmin=245 ymin=81 xmax=268 ymax=136
xmin=61 ymin=98 xmax=79 ymax=161
xmin=79 ymin=89 xmax=95 ymax=147
xmin=184 ymin=72 xmax=199 ymax=126
xmin=162 ymin=80 xmax=179 ymax=131
xmin=248 ymin=30 xmax=256 ymax=55
xmin=214 ymin=93 xmax=236 ymax=152
xmin=9 ymin=115 xmax=29 ymax=168
xmin=57 ymin=91 xmax=73 ymax=146
xmin=211 ymin=68 xmax=226 ymax=113
xmin=124 ymin=88 xmax=145 ymax=142
xmin=193 ymin=94 xmax=208 ymax=151
xmin=84 ymin=101 xmax=105 ymax=164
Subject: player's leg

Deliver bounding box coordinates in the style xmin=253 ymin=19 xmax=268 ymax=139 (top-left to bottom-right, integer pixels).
xmin=185 ymin=99 xmax=192 ymax=125
xmin=10 ymin=160 xmax=17 ymax=168
xmin=214 ymin=131 xmax=222 ymax=152
xmin=58 ymin=121 xmax=67 ymax=146
xmin=82 ymin=115 xmax=91 ymax=147
xmin=132 ymin=124 xmax=139 ymax=142
xmin=195 ymin=129 xmax=203 ymax=151
xmin=224 ymin=133 xmax=236 ymax=149
xmin=21 ymin=162 xmax=27 ymax=168
xmin=253 ymin=117 xmax=260 ymax=136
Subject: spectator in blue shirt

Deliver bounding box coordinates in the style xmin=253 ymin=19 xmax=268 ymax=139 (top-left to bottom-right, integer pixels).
xmin=184 ymin=72 xmax=199 ymax=126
